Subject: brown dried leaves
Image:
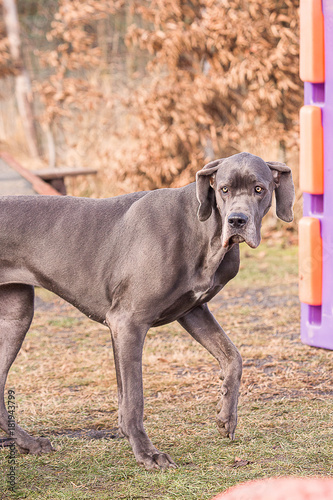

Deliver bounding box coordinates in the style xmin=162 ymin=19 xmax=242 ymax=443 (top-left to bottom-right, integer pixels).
xmin=120 ymin=0 xmax=302 ymax=191
xmin=34 ymin=0 xmax=123 ymax=124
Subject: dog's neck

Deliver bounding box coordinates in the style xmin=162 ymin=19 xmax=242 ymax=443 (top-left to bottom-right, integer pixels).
xmin=199 ymin=205 xmax=231 ymax=276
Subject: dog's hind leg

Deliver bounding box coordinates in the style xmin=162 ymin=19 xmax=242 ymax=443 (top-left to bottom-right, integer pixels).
xmin=0 ymin=284 xmax=54 ymax=454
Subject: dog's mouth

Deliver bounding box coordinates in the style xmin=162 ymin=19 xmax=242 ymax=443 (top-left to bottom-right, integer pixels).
xmin=222 ymin=234 xmax=245 ymax=248
xmin=222 ymin=217 xmax=261 ymax=250
xmin=229 ymin=235 xmax=245 ymax=245
xmin=223 ymin=233 xmax=260 ymax=249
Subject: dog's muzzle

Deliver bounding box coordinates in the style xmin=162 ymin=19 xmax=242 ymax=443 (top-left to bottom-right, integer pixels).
xmin=222 ymin=212 xmax=257 ymax=248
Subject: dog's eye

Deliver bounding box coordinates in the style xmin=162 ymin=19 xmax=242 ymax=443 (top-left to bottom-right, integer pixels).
xmin=221 ymin=186 xmax=228 ymax=194
xmin=255 ymin=186 xmax=263 ymax=194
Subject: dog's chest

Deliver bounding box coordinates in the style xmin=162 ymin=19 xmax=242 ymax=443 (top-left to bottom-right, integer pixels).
xmin=152 ymin=282 xmax=220 ymax=327
xmin=193 ymin=288 xmax=215 ymax=302
xmin=151 ymin=246 xmax=239 ymax=327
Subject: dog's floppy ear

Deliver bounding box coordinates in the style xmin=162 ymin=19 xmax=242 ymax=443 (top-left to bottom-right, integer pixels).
xmin=266 ymin=161 xmax=295 ymax=222
xmin=196 ymin=159 xmax=223 ymax=221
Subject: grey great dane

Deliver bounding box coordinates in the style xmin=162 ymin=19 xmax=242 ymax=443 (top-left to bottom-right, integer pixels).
xmin=0 ymin=152 xmax=294 ymax=469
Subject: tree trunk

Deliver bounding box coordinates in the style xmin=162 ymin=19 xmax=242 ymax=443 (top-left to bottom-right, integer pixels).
xmin=126 ymin=0 xmax=135 ymax=77
xmin=3 ymin=0 xmax=40 ymax=158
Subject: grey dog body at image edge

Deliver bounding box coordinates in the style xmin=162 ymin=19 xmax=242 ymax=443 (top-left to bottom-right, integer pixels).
xmin=0 ymin=152 xmax=295 ymax=469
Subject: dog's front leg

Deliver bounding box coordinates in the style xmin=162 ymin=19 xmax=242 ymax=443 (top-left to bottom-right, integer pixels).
xmin=106 ymin=312 xmax=176 ymax=470
xmin=178 ymin=304 xmax=242 ymax=439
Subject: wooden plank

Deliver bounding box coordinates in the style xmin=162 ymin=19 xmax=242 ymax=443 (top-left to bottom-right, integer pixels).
xmin=33 ymin=167 xmax=97 ymax=180
xmin=0 ymin=158 xmax=36 ymax=195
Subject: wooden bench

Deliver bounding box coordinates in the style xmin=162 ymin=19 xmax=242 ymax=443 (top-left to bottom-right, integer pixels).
xmin=33 ymin=167 xmax=98 ymax=195
xmin=0 ymin=151 xmax=60 ymax=196
xmin=0 ymin=151 xmax=98 ymax=196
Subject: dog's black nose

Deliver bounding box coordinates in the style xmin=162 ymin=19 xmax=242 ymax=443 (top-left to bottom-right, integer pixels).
xmin=228 ymin=212 xmax=248 ymax=228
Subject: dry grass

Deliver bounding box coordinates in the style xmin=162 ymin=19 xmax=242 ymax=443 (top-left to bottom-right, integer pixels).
xmin=0 ymin=242 xmax=332 ymax=499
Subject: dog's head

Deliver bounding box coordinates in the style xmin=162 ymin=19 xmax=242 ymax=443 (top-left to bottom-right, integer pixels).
xmin=196 ymin=152 xmax=295 ymax=249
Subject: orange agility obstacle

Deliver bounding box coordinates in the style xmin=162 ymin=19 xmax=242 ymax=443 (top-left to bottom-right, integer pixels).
xmin=299 ymin=0 xmax=333 ymax=349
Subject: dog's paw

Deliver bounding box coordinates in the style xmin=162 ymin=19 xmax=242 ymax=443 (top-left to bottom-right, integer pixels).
xmin=137 ymin=451 xmax=177 ymax=470
xmin=216 ymin=386 xmax=238 ymax=440
xmin=16 ymin=437 xmax=55 ymax=455
xmin=216 ymin=412 xmax=237 ymax=440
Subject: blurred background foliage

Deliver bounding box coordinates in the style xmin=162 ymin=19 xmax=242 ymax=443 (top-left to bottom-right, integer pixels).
xmin=0 ymin=0 xmax=301 ymax=225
